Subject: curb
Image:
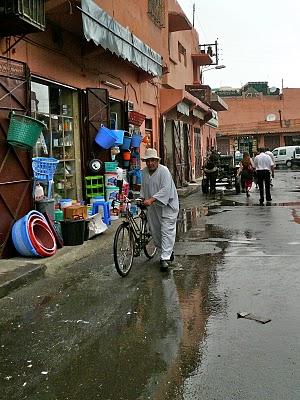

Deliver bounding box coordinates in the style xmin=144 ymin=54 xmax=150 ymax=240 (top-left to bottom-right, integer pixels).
xmin=0 ymin=263 xmax=46 ymax=299
xmin=177 ymin=184 xmax=201 ymax=198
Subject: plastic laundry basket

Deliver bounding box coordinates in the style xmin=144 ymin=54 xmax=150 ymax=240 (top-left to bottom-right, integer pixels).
xmin=7 ymin=113 xmax=46 ymax=150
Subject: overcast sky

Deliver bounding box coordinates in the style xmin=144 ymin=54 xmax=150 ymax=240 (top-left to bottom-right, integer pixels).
xmin=177 ymin=0 xmax=300 ymax=90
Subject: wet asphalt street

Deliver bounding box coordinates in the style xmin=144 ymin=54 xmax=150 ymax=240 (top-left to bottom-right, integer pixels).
xmin=1 ymin=169 xmax=300 ymax=399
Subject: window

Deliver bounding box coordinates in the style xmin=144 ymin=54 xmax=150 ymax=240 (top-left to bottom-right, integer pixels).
xmin=178 ymin=42 xmax=187 ymax=66
xmin=273 ymin=150 xmax=278 ymax=156
xmin=279 ymin=149 xmax=286 ymax=155
xmin=144 ymin=118 xmax=153 ymax=147
xmin=148 ymin=0 xmax=165 ymax=27
xmin=31 ymin=80 xmax=79 ymax=200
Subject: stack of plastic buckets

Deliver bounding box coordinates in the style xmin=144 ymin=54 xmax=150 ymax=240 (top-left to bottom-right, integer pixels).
xmin=12 ymin=210 xmax=57 ymax=257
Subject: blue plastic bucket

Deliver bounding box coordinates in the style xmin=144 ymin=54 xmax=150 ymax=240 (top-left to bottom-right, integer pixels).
xmin=111 ymin=130 xmax=124 ymax=146
xmin=12 ymin=211 xmax=46 ymax=256
xmin=121 ymin=136 xmax=132 ymax=150
xmin=131 ymin=134 xmax=142 ymax=147
xmin=95 ymin=126 xmax=116 ymax=149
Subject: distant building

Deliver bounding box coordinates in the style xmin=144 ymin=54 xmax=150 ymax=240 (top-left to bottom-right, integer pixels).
xmin=216 ymin=82 xmax=300 ymax=155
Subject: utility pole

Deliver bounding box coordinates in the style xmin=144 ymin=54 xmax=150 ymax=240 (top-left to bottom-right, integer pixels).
xmin=192 ymin=3 xmax=195 ymax=27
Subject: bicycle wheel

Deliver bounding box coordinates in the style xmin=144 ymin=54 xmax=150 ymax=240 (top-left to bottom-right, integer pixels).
xmin=113 ymin=223 xmax=134 ymax=277
xmin=142 ymin=218 xmax=157 ymax=259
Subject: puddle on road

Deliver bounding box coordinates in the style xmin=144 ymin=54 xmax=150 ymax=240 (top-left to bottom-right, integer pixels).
xmin=176 ymin=206 xmax=231 ymax=246
xmin=220 ymin=199 xmax=300 ymax=207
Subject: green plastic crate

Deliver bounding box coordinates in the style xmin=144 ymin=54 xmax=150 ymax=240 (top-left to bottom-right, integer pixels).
xmin=85 ymin=176 xmax=104 ymax=199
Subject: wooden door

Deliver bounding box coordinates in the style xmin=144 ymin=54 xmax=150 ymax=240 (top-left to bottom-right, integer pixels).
xmin=172 ymin=120 xmax=184 ymax=187
xmin=183 ymin=123 xmax=192 ymax=182
xmin=81 ymin=88 xmax=110 ymax=179
xmin=0 ymin=57 xmax=32 ymax=258
xmin=194 ymin=127 xmax=201 ymax=178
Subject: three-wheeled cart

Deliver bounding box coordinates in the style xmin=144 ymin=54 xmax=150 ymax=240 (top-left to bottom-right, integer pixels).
xmin=202 ymin=154 xmax=240 ymax=194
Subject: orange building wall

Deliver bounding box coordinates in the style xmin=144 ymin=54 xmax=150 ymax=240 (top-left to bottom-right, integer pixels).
xmin=218 ymin=95 xmax=282 ymax=126
xmin=0 ymin=2 xmax=163 ymax=145
xmin=218 ymin=88 xmax=300 ymax=129
xmin=216 ymin=88 xmax=300 ymax=153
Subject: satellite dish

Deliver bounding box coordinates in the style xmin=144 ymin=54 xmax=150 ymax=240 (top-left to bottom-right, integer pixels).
xmin=269 ymin=87 xmax=277 ymax=93
xmin=266 ymin=113 xmax=276 ymax=122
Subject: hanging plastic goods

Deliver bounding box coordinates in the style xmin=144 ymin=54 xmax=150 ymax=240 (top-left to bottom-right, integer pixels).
xmin=123 ymin=151 xmax=131 ymax=161
xmin=34 ymin=183 xmax=44 ymax=201
xmin=111 ymin=146 xmax=120 ymax=160
xmin=116 ymin=167 xmax=123 ymax=180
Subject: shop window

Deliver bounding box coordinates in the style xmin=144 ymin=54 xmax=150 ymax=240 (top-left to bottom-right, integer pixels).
xmin=31 ymin=81 xmax=79 ymax=201
xmin=109 ymin=99 xmax=123 ymax=130
xmin=148 ymin=0 xmax=165 ymax=27
xmin=144 ymin=118 xmax=153 ymax=147
xmin=178 ymin=42 xmax=187 ymax=66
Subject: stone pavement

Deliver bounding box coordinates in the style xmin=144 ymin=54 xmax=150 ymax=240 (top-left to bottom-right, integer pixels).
xmin=0 ymin=181 xmax=202 ymax=299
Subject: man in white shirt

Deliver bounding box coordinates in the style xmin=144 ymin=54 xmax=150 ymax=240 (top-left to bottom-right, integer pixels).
xmin=140 ymin=148 xmax=179 ymax=271
xmin=254 ymin=148 xmax=275 ymax=205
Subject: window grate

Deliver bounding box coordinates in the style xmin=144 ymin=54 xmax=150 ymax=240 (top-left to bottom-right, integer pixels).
xmin=148 ymin=0 xmax=165 ymax=28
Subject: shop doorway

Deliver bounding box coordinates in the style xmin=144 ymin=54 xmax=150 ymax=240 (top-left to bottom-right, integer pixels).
xmin=172 ymin=120 xmax=184 ymax=187
xmin=194 ymin=127 xmax=201 ymax=178
xmin=0 ymin=57 xmax=32 ymax=258
xmin=183 ymin=123 xmax=191 ymax=182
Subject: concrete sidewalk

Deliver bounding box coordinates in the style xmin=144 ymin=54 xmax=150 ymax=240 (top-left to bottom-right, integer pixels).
xmin=0 ymin=182 xmax=202 ymax=299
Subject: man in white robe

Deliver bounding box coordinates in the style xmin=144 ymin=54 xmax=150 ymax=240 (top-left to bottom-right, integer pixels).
xmin=140 ymin=148 xmax=179 ymax=271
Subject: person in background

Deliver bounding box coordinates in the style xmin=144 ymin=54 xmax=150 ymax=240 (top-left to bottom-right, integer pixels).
xmin=203 ymin=148 xmax=219 ymax=195
xmin=265 ymin=147 xmax=275 ymax=186
xmin=252 ymin=151 xmax=259 ymax=188
xmin=254 ymin=148 xmax=275 ymax=205
xmin=140 ymin=148 xmax=179 ymax=272
xmin=238 ymin=152 xmax=255 ymax=197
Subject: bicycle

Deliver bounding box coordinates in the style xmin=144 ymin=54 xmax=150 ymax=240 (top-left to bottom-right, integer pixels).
xmin=113 ymin=197 xmax=157 ymax=277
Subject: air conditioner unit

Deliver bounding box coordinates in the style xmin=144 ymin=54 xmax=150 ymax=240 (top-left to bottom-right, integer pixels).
xmin=0 ymin=0 xmax=45 ymax=37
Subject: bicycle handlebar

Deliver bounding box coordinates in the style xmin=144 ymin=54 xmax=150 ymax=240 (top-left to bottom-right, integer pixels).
xmin=112 ymin=196 xmax=147 ymax=209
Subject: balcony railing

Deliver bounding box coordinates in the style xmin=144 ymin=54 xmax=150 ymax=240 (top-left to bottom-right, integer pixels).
xmin=199 ymin=41 xmax=219 ymax=65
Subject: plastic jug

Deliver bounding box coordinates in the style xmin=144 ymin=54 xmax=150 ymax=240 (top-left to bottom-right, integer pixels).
xmin=34 ymin=183 xmax=44 ymax=201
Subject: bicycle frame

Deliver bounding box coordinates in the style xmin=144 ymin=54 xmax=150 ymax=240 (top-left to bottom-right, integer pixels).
xmin=120 ymin=200 xmax=149 ymax=256
xmin=113 ymin=196 xmax=157 ymax=276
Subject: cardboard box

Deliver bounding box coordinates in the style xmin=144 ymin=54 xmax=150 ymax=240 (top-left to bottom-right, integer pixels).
xmin=63 ymin=205 xmax=88 ymax=220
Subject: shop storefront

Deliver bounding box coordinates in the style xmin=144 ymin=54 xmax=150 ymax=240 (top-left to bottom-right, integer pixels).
xmin=31 ymin=79 xmax=82 ymax=201
xmin=284 ymin=134 xmax=300 ymax=146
